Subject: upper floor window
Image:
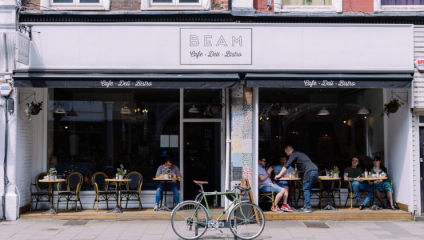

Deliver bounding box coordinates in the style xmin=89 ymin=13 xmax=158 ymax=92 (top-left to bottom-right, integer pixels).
xmin=274 ymin=0 xmax=342 ymax=12
xmin=141 ymin=0 xmax=211 ymax=10
xmin=41 ymin=0 xmax=110 ymax=10
xmin=375 ymin=0 xmax=424 ymax=11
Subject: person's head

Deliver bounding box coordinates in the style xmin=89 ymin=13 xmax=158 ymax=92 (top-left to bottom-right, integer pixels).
xmin=284 ymin=145 xmax=294 ymax=156
xmin=259 ymin=158 xmax=266 ymax=167
xmin=351 ymin=157 xmax=359 ymax=167
xmin=374 ymin=156 xmax=382 ymax=167
xmin=279 ymin=156 xmax=287 ymax=165
xmin=165 ymin=158 xmax=173 ymax=168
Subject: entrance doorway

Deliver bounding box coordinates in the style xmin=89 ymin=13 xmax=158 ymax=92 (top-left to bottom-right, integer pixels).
xmin=183 ymin=122 xmax=222 ymax=202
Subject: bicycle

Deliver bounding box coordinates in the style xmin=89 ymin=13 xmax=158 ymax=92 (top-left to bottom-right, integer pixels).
xmin=171 ymin=180 xmax=265 ymax=240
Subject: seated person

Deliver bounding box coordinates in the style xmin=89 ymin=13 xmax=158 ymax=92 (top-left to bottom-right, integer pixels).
xmin=371 ymin=156 xmax=399 ymax=210
xmin=258 ymin=158 xmax=292 ymax=212
xmin=154 ymin=158 xmax=182 ymax=210
xmin=274 ymin=157 xmax=295 ymax=199
xmin=344 ymin=157 xmax=374 ymax=210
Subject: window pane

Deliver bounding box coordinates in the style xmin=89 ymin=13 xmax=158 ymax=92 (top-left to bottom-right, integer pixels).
xmin=179 ymin=0 xmax=199 ymax=2
xmin=47 ymin=89 xmax=180 ymax=191
xmin=282 ymin=0 xmax=332 ymax=5
xmin=183 ymin=89 xmax=223 ymax=119
xmin=420 ymin=116 xmax=424 ymax=123
xmin=80 ymin=0 xmax=100 ymax=3
xmin=152 ymin=0 xmax=173 ymax=2
xmin=382 ymin=0 xmax=424 ymax=5
xmin=53 ymin=0 xmax=73 ymax=3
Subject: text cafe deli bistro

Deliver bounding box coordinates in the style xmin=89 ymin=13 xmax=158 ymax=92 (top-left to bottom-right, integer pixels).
xmin=11 ymin=23 xmax=415 ymax=210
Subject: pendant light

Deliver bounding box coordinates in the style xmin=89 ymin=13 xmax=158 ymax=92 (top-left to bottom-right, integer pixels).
xmin=318 ymin=91 xmax=330 ymax=116
xmin=188 ymin=104 xmax=200 ymax=113
xmin=54 ymin=101 xmax=67 ymax=114
xmin=120 ymin=92 xmax=131 ymax=115
xmin=278 ymin=107 xmax=289 ymax=115
xmin=357 ymin=106 xmax=370 ymax=115
xmin=67 ymin=97 xmax=78 ymax=117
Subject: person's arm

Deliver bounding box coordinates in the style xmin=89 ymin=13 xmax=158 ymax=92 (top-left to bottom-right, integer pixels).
xmin=276 ymin=154 xmax=296 ymax=179
xmin=275 ymin=167 xmax=287 ymax=179
xmin=259 ymin=166 xmax=274 ymax=181
xmin=175 ymin=166 xmax=183 ymax=181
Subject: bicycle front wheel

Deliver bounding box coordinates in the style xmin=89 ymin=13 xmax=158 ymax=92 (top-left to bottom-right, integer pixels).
xmin=228 ymin=202 xmax=265 ymax=240
xmin=171 ymin=201 xmax=209 ymax=240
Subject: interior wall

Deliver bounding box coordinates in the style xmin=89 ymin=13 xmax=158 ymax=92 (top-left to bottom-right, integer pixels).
xmin=384 ymin=88 xmax=413 ymax=211
xmin=364 ymin=89 xmax=384 ymax=157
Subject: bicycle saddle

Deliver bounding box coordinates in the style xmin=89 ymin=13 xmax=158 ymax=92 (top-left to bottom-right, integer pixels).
xmin=194 ymin=180 xmax=208 ymax=185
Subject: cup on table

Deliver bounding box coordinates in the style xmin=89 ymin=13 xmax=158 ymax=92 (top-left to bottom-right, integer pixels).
xmin=173 ymin=174 xmax=176 ymax=179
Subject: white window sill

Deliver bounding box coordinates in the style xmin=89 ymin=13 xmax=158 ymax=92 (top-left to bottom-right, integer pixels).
xmin=40 ymin=0 xmax=110 ymax=10
xmin=141 ymin=0 xmax=211 ymax=11
xmin=274 ymin=0 xmax=342 ymax=12
xmin=50 ymin=6 xmax=106 ymax=10
xmin=378 ymin=6 xmax=424 ymax=11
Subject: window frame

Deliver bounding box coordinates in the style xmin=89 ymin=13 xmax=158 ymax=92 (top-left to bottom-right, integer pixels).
xmin=141 ymin=0 xmax=210 ymax=10
xmin=374 ymin=0 xmax=424 ymax=12
xmin=41 ymin=0 xmax=109 ymax=10
xmin=274 ymin=0 xmax=342 ymax=12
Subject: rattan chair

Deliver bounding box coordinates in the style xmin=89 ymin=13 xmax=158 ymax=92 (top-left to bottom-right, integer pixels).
xmin=120 ymin=171 xmax=143 ymax=210
xmin=56 ymin=172 xmax=84 ymax=211
xmin=258 ymin=183 xmax=277 ymax=212
xmin=30 ymin=172 xmax=52 ymax=212
xmin=92 ymin=172 xmax=118 ymax=211
xmin=344 ymin=180 xmax=372 ymax=208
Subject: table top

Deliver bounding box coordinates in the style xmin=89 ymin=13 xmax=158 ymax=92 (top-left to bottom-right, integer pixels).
xmin=360 ymin=176 xmax=387 ymax=181
xmin=318 ymin=176 xmax=341 ymax=180
xmin=275 ymin=177 xmax=301 ymax=181
xmin=153 ymin=178 xmax=178 ymax=181
xmin=39 ymin=179 xmax=66 ymax=183
xmin=105 ymin=179 xmax=132 ymax=182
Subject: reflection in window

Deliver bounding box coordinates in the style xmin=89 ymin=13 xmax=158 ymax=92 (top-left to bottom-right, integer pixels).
xmin=47 ymin=89 xmax=180 ymax=191
xmin=382 ymin=0 xmax=424 ymax=5
xmin=282 ymin=0 xmax=331 ymax=5
xmin=183 ymin=89 xmax=223 ymax=119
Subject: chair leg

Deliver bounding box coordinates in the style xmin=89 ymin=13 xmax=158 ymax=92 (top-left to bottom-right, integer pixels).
xmin=139 ymin=195 xmax=142 ymax=210
xmin=92 ymin=198 xmax=96 ymax=210
xmin=79 ymin=197 xmax=83 ymax=210
xmin=126 ymin=198 xmax=129 ymax=209
xmin=339 ymin=193 xmax=341 ymax=207
xmin=35 ymin=200 xmax=39 ymax=211
xmin=66 ymin=198 xmax=69 ymax=210
xmin=76 ymin=199 xmax=78 ymax=212
xmin=56 ymin=196 xmax=60 ymax=211
xmin=344 ymin=192 xmax=349 ymax=207
xmin=97 ymin=196 xmax=100 ymax=212
xmin=350 ymin=191 xmax=353 ymax=208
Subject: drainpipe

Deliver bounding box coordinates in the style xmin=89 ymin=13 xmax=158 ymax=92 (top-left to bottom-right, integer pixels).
xmin=2 ymin=98 xmax=8 ymax=221
xmin=3 ymin=33 xmax=8 ymax=73
xmin=225 ymin=89 xmax=231 ymax=208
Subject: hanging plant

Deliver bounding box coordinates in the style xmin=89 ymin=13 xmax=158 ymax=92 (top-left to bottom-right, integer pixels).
xmin=381 ymin=98 xmax=403 ymax=117
xmin=204 ymin=99 xmax=225 ymax=117
xmin=25 ymin=101 xmax=43 ymax=121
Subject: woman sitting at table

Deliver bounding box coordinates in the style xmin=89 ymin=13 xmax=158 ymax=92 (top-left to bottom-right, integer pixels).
xmin=371 ymin=156 xmax=398 ymax=210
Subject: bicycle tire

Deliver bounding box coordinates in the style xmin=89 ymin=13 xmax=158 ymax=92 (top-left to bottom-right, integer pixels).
xmin=228 ymin=202 xmax=265 ymax=240
xmin=171 ymin=201 xmax=209 ymax=240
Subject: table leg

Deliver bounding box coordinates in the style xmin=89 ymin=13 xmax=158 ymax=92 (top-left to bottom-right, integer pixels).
xmin=42 ymin=184 xmax=59 ymax=215
xmin=108 ymin=184 xmax=124 ymax=213
xmin=321 ymin=180 xmax=338 ymax=211
xmin=158 ymin=182 xmax=172 ymax=212
xmin=367 ymin=180 xmax=380 ymax=211
xmin=290 ymin=181 xmax=298 ymax=212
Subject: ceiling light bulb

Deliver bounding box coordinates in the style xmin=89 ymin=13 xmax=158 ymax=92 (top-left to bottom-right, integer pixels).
xmin=54 ymin=104 xmax=67 ymax=114
xmin=357 ymin=106 xmax=370 ymax=115
xmin=318 ymin=107 xmax=330 ymax=116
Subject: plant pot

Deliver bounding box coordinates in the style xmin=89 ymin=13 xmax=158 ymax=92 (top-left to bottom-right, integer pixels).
xmin=118 ymin=175 xmax=124 ymax=180
xmin=164 ymin=174 xmax=169 ymax=179
xmin=211 ymin=107 xmax=221 ymax=115
xmin=387 ymin=106 xmax=399 ymax=113
xmin=333 ymin=173 xmax=339 ymax=178
xmin=269 ymin=110 xmax=278 ymax=116
xmin=31 ymin=108 xmax=41 ymax=116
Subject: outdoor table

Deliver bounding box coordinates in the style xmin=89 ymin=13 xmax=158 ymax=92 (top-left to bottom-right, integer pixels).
xmin=39 ymin=179 xmax=66 ymax=215
xmin=153 ymin=178 xmax=178 ymax=212
xmin=360 ymin=176 xmax=387 ymax=211
xmin=318 ymin=176 xmax=341 ymax=211
xmin=274 ymin=177 xmax=301 ymax=210
xmin=105 ymin=179 xmax=132 ymax=213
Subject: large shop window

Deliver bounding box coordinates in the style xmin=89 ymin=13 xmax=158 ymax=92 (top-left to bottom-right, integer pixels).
xmin=258 ymin=88 xmax=385 ymax=186
xmin=274 ymin=0 xmax=342 ymax=12
xmin=141 ymin=0 xmax=211 ymax=10
xmin=183 ymin=89 xmax=223 ymax=119
xmin=47 ymin=89 xmax=180 ymax=191
xmin=41 ymin=0 xmax=110 ymax=10
xmin=375 ymin=0 xmax=424 ymax=11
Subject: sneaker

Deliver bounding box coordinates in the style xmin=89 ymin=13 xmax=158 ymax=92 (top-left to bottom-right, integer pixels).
xmin=281 ymin=204 xmax=294 ymax=212
xmin=271 ymin=205 xmax=284 ymax=213
xmin=298 ymin=207 xmax=312 ymax=213
xmin=154 ymin=203 xmax=159 ymax=211
xmin=359 ymin=204 xmax=365 ymax=210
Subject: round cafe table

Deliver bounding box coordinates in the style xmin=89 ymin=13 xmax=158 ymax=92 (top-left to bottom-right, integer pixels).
xmin=318 ymin=176 xmax=341 ymax=211
xmin=153 ymin=178 xmax=178 ymax=212
xmin=275 ymin=177 xmax=301 ymax=210
xmin=360 ymin=176 xmax=387 ymax=211
xmin=39 ymin=179 xmax=66 ymax=215
xmin=105 ymin=179 xmax=132 ymax=213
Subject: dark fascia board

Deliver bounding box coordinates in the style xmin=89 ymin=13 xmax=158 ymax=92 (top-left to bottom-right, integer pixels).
xmin=245 ymin=73 xmax=413 ymax=81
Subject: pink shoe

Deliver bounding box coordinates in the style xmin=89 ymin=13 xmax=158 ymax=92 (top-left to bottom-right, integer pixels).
xmin=281 ymin=204 xmax=294 ymax=212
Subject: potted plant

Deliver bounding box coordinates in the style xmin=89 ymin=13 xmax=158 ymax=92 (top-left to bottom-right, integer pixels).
xmin=269 ymin=104 xmax=281 ymax=117
xmin=204 ymin=99 xmax=225 ymax=117
xmin=163 ymin=168 xmax=171 ymax=179
xmin=25 ymin=101 xmax=43 ymax=121
xmin=381 ymin=98 xmax=404 ymax=117
xmin=331 ymin=166 xmax=340 ymax=178
xmin=48 ymin=168 xmax=57 ymax=181
xmin=117 ymin=164 xmax=126 ymax=180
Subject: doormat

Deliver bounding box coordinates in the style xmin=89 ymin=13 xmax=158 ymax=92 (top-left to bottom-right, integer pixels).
xmin=63 ymin=220 xmax=89 ymax=226
xmin=303 ymin=221 xmax=329 ymax=228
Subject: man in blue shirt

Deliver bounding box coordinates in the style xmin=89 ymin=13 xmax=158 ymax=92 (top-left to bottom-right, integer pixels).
xmin=274 ymin=156 xmax=295 ymax=200
xmin=258 ymin=158 xmax=293 ymax=212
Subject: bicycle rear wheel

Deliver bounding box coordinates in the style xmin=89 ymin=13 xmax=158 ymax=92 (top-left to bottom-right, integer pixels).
xmin=228 ymin=202 xmax=265 ymax=240
xmin=171 ymin=201 xmax=209 ymax=240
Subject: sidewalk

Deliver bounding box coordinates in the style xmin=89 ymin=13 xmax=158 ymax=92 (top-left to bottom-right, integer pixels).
xmin=0 ymin=219 xmax=423 ymax=240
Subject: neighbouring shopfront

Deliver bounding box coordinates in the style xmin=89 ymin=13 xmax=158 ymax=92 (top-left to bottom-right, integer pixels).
xmin=5 ymin=21 xmax=415 ymax=218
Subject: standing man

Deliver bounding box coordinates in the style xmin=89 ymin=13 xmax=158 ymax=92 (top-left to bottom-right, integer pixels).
xmin=343 ymin=157 xmax=373 ymax=210
xmin=258 ymin=158 xmax=293 ymax=212
xmin=154 ymin=158 xmax=182 ymax=211
xmin=275 ymin=145 xmax=318 ymax=213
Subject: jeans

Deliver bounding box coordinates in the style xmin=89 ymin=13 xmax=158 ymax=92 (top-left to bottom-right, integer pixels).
xmin=155 ymin=182 xmax=179 ymax=205
xmin=351 ymin=181 xmax=373 ymax=206
xmin=259 ymin=183 xmax=282 ymax=194
xmin=302 ymin=171 xmax=318 ymax=208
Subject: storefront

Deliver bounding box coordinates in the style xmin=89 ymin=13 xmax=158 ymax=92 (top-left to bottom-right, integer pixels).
xmin=7 ymin=21 xmax=415 ymax=216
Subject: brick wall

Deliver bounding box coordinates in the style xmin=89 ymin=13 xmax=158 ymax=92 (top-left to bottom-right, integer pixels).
xmin=254 ymin=0 xmax=274 ymax=12
xmin=111 ymin=0 xmax=140 ymax=11
xmin=22 ymin=0 xmax=40 ymax=11
xmin=343 ymin=0 xmax=373 ymax=12
xmin=211 ymin=0 xmax=228 ymax=10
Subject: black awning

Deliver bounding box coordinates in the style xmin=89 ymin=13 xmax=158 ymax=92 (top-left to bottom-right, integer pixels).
xmin=245 ymin=73 xmax=413 ymax=88
xmin=12 ymin=73 xmax=240 ymax=89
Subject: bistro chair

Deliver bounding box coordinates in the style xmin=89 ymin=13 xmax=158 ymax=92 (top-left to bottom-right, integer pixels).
xmin=29 ymin=172 xmax=52 ymax=212
xmin=258 ymin=183 xmax=277 ymax=212
xmin=296 ymin=170 xmax=324 ymax=208
xmin=120 ymin=171 xmax=143 ymax=210
xmin=344 ymin=180 xmax=370 ymax=208
xmin=56 ymin=172 xmax=84 ymax=212
xmin=92 ymin=172 xmax=118 ymax=211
